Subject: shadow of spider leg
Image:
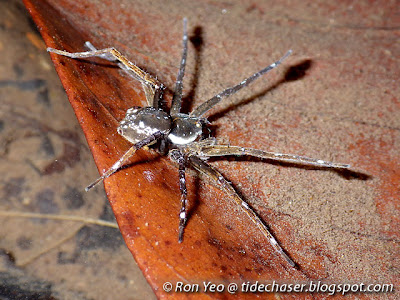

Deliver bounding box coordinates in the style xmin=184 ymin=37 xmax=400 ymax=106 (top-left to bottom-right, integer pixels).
xmin=188 ymin=155 xmax=297 ymax=268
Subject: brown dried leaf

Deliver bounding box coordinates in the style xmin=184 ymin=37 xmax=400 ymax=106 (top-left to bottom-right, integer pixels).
xmin=23 ymin=0 xmax=400 ymax=299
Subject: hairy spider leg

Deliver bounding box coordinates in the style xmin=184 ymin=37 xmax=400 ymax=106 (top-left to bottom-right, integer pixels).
xmin=170 ymin=18 xmax=189 ymax=116
xmin=84 ymin=41 xmax=166 ymax=109
xmin=188 ymin=156 xmax=296 ymax=267
xmin=85 ymin=131 xmax=164 ymax=191
xmin=47 ymin=46 xmax=163 ymax=108
xmin=168 ymin=18 xmax=192 ymax=242
xmin=190 ymin=50 xmax=292 ymax=118
xmin=169 ymin=150 xmax=189 ymax=242
xmin=199 ymin=144 xmax=351 ymax=169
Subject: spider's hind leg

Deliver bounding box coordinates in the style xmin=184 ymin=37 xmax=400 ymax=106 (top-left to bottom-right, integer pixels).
xmin=198 ymin=144 xmax=350 ymax=169
xmin=169 ymin=149 xmax=189 ymax=242
xmin=188 ymin=155 xmax=296 ymax=268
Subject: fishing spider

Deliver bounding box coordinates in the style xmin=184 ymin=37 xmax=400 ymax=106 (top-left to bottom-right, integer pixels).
xmin=48 ymin=19 xmax=350 ymax=267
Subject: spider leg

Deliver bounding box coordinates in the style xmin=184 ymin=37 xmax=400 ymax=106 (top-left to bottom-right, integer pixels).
xmin=188 ymin=155 xmax=296 ymax=267
xmin=84 ymin=41 xmax=116 ymax=61
xmin=170 ymin=149 xmax=189 ymax=242
xmin=47 ymin=45 xmax=163 ymax=108
xmin=199 ymin=144 xmax=350 ymax=169
xmin=170 ymin=18 xmax=189 ymax=116
xmin=190 ymin=50 xmax=292 ymax=118
xmin=85 ymin=131 xmax=164 ymax=191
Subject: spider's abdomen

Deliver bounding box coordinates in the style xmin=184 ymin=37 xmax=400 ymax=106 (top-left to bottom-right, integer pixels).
xmin=168 ymin=114 xmax=203 ymax=145
xmin=117 ymin=107 xmax=172 ymax=144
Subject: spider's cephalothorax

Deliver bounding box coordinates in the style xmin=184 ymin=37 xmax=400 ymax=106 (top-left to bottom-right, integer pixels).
xmin=48 ymin=18 xmax=351 ymax=268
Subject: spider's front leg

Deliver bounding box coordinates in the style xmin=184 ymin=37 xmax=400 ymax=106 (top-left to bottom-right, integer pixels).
xmin=47 ymin=44 xmax=163 ymax=108
xmin=85 ymin=131 xmax=164 ymax=191
xmin=169 ymin=149 xmax=189 ymax=242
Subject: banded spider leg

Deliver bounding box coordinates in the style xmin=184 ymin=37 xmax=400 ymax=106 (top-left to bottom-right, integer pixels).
xmin=48 ymin=43 xmax=164 ymax=108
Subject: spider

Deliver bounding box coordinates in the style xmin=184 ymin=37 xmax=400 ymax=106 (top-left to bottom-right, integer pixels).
xmin=47 ymin=18 xmax=350 ymax=268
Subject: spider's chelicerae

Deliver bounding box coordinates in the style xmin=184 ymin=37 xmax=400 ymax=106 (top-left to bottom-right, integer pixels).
xmin=48 ymin=19 xmax=350 ymax=268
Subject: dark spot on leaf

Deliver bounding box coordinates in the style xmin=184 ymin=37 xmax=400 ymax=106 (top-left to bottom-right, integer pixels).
xmin=13 ymin=63 xmax=24 ymax=78
xmin=0 ymin=249 xmax=16 ymax=266
xmin=35 ymin=189 xmax=58 ymax=214
xmin=40 ymin=134 xmax=55 ymax=157
xmin=61 ymin=143 xmax=80 ymax=167
xmin=99 ymin=201 xmax=116 ymax=222
xmin=3 ymin=177 xmax=25 ymax=201
xmin=42 ymin=143 xmax=80 ymax=175
xmin=57 ymin=251 xmax=78 ymax=264
xmin=161 ymin=182 xmax=170 ymax=190
xmin=76 ymin=225 xmax=122 ymax=251
xmin=225 ymin=224 xmax=233 ymax=230
xmin=42 ymin=160 xmax=65 ymax=174
xmin=16 ymin=236 xmax=32 ymax=250
xmin=254 ymin=252 xmax=270 ymax=268
xmin=253 ymin=242 xmax=263 ymax=251
xmin=194 ymin=240 xmax=202 ymax=247
xmin=36 ymin=88 xmax=50 ymax=106
xmin=62 ymin=186 xmax=84 ymax=209
xmin=0 ymin=79 xmax=46 ymax=90
xmin=0 ymin=272 xmax=54 ymax=300
xmin=57 ymin=129 xmax=79 ymax=141
xmin=208 ymin=238 xmax=223 ymax=250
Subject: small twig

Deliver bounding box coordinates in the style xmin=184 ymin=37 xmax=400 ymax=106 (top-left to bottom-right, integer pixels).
xmin=0 ymin=210 xmax=119 ymax=266
xmin=0 ymin=210 xmax=118 ymax=228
